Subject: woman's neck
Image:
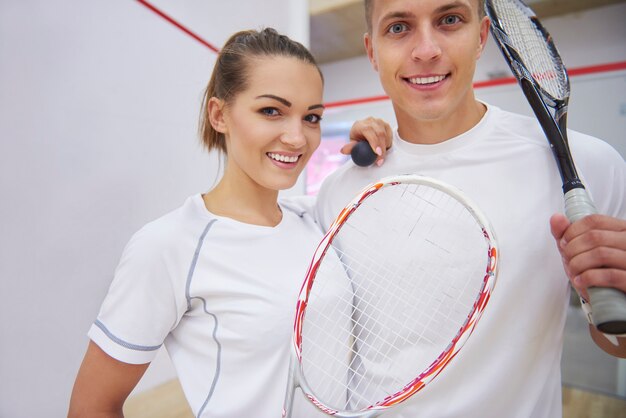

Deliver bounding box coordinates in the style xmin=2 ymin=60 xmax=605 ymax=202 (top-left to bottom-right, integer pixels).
xmin=203 ymin=172 xmax=282 ymax=227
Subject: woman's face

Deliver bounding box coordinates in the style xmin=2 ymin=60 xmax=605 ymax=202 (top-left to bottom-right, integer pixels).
xmin=218 ymin=56 xmax=324 ymax=193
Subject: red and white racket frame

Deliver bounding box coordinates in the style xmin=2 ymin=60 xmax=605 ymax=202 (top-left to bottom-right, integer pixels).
xmin=285 ymin=174 xmax=499 ymax=418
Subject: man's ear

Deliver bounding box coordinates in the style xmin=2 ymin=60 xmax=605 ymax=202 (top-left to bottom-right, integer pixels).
xmin=207 ymin=97 xmax=227 ymax=134
xmin=477 ymin=16 xmax=490 ymax=58
xmin=364 ymin=32 xmax=379 ymax=72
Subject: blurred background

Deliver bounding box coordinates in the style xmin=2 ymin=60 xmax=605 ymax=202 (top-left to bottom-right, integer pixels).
xmin=1 ymin=1 xmax=625 ymax=416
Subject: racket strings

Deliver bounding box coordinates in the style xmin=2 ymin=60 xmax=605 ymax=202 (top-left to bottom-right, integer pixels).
xmin=300 ymin=183 xmax=491 ymax=411
xmin=492 ymin=1 xmax=568 ymax=100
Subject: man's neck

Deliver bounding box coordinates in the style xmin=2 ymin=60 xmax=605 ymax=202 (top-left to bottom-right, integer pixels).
xmin=396 ymin=100 xmax=487 ymax=144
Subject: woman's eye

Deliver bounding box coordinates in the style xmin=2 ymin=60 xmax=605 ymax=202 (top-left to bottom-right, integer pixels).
xmin=305 ymin=114 xmax=322 ymax=124
xmin=261 ymin=107 xmax=280 ymax=116
xmin=388 ymin=23 xmax=407 ymax=34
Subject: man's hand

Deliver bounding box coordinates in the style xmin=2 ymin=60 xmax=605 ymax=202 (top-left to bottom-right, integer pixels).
xmin=550 ymin=213 xmax=626 ymax=358
xmin=550 ymin=213 xmax=626 ymax=299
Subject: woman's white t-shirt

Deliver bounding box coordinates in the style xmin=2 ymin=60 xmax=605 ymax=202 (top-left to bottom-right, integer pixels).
xmin=89 ymin=194 xmax=327 ymax=417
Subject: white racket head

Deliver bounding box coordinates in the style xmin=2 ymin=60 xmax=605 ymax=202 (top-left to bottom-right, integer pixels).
xmin=289 ymin=175 xmax=498 ymax=417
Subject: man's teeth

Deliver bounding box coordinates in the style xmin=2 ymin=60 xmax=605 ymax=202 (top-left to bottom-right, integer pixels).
xmin=408 ymin=75 xmax=446 ymax=85
xmin=268 ymin=153 xmax=299 ymax=163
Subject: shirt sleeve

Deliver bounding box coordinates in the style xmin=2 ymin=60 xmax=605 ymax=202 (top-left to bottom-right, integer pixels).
xmin=573 ymin=133 xmax=626 ymax=219
xmin=88 ymin=226 xmax=182 ymax=364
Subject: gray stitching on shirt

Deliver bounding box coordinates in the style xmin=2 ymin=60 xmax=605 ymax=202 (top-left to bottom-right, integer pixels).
xmin=186 ymin=219 xmax=217 ymax=309
xmin=94 ymin=319 xmax=161 ymax=351
xmin=195 ymin=303 xmax=221 ymax=418
xmin=185 ymin=219 xmax=222 ymax=418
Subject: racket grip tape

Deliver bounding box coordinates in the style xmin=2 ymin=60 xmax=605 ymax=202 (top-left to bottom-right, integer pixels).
xmin=564 ymin=188 xmax=626 ymax=335
xmin=564 ymin=188 xmax=598 ymax=223
xmin=587 ymin=288 xmax=626 ymax=335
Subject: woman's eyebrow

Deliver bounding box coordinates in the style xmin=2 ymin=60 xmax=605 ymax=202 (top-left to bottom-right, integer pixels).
xmin=257 ymin=94 xmax=324 ymax=111
xmin=256 ymin=94 xmax=291 ymax=107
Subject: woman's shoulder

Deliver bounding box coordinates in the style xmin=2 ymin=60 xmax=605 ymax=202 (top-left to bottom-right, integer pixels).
xmin=279 ymin=194 xmax=324 ymax=234
xmin=127 ymin=194 xmax=213 ymax=256
xmin=279 ymin=195 xmax=316 ymax=217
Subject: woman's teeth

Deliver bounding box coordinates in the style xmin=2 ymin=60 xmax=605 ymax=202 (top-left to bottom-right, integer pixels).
xmin=267 ymin=153 xmax=299 ymax=163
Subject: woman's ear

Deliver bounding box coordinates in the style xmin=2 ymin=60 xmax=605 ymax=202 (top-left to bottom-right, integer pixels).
xmin=207 ymin=97 xmax=228 ymax=134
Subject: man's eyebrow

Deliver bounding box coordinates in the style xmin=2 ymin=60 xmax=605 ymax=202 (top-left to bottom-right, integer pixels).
xmin=380 ymin=10 xmax=414 ymax=23
xmin=435 ymin=1 xmax=472 ymax=15
xmin=256 ymin=94 xmax=291 ymax=107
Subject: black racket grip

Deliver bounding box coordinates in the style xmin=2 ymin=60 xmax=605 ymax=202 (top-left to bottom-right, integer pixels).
xmin=351 ymin=141 xmax=378 ymax=167
xmin=565 ymin=189 xmax=626 ymax=335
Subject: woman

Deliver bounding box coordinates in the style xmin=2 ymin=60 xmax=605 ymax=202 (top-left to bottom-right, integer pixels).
xmin=68 ymin=28 xmax=390 ymax=418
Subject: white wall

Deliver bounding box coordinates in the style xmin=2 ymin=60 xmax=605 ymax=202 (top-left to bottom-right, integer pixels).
xmin=320 ymin=3 xmax=626 ymax=158
xmin=0 ymin=1 xmax=307 ymax=416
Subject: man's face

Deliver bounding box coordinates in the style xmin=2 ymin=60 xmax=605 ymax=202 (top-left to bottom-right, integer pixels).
xmin=365 ymin=0 xmax=489 ymax=132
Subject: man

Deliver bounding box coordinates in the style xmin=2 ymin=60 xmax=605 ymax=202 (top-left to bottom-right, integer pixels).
xmin=316 ymin=1 xmax=626 ymax=416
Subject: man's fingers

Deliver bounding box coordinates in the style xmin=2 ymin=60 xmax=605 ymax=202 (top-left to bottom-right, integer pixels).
xmin=561 ymin=214 xmax=626 ymax=244
xmin=566 ymin=246 xmax=626 ymax=279
xmin=574 ymin=268 xmax=626 ymax=294
xmin=561 ymin=229 xmax=626 ymax=260
xmin=550 ymin=213 xmax=570 ymax=249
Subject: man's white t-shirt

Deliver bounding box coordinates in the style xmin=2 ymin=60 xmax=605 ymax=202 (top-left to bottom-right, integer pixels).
xmin=315 ymin=104 xmax=626 ymax=418
xmin=89 ymin=194 xmax=327 ymax=418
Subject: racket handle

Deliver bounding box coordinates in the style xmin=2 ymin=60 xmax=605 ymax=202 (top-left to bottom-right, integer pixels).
xmin=564 ymin=188 xmax=626 ymax=335
xmin=351 ymin=141 xmax=378 ymax=167
xmin=282 ymin=354 xmax=297 ymax=418
xmin=564 ymin=188 xmax=597 ymax=223
xmin=587 ymin=288 xmax=626 ymax=334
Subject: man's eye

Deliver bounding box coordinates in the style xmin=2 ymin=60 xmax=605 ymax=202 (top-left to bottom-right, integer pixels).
xmin=441 ymin=15 xmax=461 ymax=25
xmin=388 ymin=23 xmax=407 ymax=34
